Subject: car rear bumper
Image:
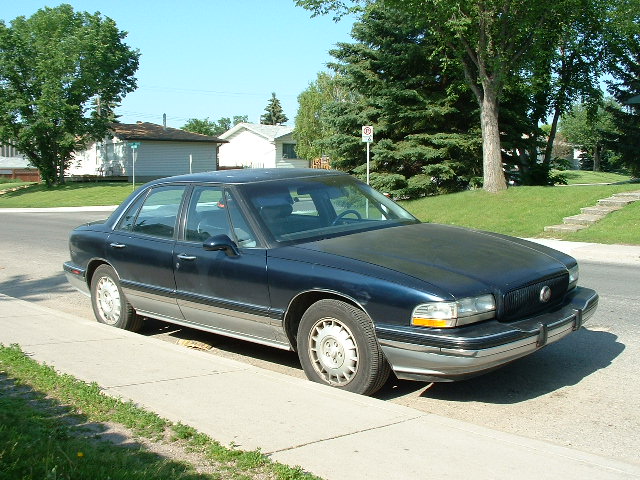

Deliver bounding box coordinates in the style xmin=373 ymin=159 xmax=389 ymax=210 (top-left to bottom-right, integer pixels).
xmin=377 ymin=287 xmax=598 ymax=382
xmin=63 ymin=262 xmax=90 ymax=296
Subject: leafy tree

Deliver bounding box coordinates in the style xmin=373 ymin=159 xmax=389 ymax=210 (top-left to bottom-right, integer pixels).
xmin=297 ymin=0 xmax=592 ymax=193
xmin=182 ymin=115 xmax=248 ymax=137
xmin=603 ymin=0 xmax=640 ymax=177
xmin=0 ymin=4 xmax=139 ymax=186
xmin=560 ymin=100 xmax=620 ymax=172
xmin=294 ymin=72 xmax=350 ymax=161
xmin=260 ymin=92 xmax=288 ymax=125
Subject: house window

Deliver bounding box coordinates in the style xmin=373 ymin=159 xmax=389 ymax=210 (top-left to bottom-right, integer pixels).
xmin=282 ymin=143 xmax=298 ymax=159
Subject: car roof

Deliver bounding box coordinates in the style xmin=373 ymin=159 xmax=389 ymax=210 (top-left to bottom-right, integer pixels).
xmin=149 ymin=168 xmax=347 ymax=186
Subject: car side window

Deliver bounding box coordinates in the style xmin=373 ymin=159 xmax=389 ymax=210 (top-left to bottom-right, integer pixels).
xmin=225 ymin=189 xmax=257 ymax=248
xmin=185 ymin=186 xmax=232 ymax=242
xmin=129 ymin=186 xmax=186 ymax=239
xmin=116 ymin=193 xmax=146 ymax=231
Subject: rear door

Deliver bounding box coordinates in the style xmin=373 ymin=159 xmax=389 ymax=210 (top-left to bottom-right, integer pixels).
xmin=106 ymin=184 xmax=187 ymax=320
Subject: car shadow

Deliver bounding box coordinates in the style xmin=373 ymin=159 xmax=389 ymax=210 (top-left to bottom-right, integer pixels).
xmin=375 ymin=328 xmax=624 ymax=404
xmin=139 ymin=318 xmax=303 ymax=371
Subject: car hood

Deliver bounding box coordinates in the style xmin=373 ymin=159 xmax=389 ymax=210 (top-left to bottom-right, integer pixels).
xmin=286 ymin=223 xmax=575 ymax=298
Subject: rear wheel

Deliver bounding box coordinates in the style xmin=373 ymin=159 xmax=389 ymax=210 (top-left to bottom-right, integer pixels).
xmin=90 ymin=264 xmax=143 ymax=332
xmin=297 ymin=299 xmax=390 ymax=396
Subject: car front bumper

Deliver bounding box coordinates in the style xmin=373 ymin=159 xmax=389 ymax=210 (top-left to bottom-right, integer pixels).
xmin=377 ymin=286 xmax=598 ymax=382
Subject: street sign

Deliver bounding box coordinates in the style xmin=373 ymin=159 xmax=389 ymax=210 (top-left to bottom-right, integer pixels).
xmin=129 ymin=142 xmax=140 ymax=149
xmin=362 ymin=125 xmax=373 ymax=143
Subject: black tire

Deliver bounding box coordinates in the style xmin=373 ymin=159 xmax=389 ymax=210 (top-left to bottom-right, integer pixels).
xmin=90 ymin=264 xmax=143 ymax=332
xmin=297 ymin=299 xmax=390 ymax=396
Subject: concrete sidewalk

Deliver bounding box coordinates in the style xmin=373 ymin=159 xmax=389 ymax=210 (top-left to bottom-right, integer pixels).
xmin=525 ymin=238 xmax=640 ymax=266
xmin=1 ymin=294 xmax=638 ymax=479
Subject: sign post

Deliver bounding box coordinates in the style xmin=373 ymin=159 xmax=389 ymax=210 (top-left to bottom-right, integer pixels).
xmin=361 ymin=126 xmax=373 ymax=185
xmin=129 ymin=142 xmax=140 ymax=190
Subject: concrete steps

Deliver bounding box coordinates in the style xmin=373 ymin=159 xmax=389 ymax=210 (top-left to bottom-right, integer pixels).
xmin=544 ymin=189 xmax=640 ymax=234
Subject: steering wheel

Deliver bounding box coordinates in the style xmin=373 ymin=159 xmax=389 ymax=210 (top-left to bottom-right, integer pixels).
xmin=331 ymin=209 xmax=362 ymax=226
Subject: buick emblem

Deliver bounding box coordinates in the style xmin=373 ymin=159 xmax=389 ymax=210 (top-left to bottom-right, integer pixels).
xmin=539 ymin=286 xmax=552 ymax=303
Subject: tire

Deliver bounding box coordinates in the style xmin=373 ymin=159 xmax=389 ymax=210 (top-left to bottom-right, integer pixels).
xmin=297 ymin=299 xmax=390 ymax=396
xmin=90 ymin=264 xmax=143 ymax=332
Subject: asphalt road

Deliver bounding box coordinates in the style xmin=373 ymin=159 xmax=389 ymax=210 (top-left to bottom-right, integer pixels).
xmin=1 ymin=211 xmax=638 ymax=465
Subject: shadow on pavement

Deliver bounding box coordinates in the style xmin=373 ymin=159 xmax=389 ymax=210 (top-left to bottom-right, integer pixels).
xmin=376 ymin=328 xmax=624 ymax=404
xmin=139 ymin=318 xmax=304 ymax=373
xmin=0 ymin=272 xmax=77 ymax=302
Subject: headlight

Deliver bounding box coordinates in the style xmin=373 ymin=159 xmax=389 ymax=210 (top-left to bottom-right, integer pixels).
xmin=568 ymin=264 xmax=579 ymax=290
xmin=411 ymin=294 xmax=496 ymax=328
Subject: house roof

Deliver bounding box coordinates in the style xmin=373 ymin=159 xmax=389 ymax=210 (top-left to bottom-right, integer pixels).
xmin=0 ymin=156 xmax=31 ymax=169
xmin=110 ymin=122 xmax=227 ymax=143
xmin=219 ymin=122 xmax=294 ymax=142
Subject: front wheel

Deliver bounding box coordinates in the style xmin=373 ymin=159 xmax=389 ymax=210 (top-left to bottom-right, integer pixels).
xmin=90 ymin=264 xmax=143 ymax=332
xmin=297 ymin=299 xmax=390 ymax=396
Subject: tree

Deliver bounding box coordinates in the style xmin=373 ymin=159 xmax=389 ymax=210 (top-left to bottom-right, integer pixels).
xmin=294 ymin=71 xmax=356 ymax=161
xmin=297 ymin=0 xmax=585 ymax=193
xmin=295 ymin=4 xmax=484 ymax=194
xmin=603 ymin=0 xmax=640 ymax=177
xmin=182 ymin=115 xmax=248 ymax=137
xmin=560 ymin=100 xmax=620 ymax=172
xmin=260 ymin=92 xmax=288 ymax=125
xmin=0 ymin=4 xmax=139 ymax=186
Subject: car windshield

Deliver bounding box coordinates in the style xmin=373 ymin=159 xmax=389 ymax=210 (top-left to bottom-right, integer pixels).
xmin=240 ymin=174 xmax=419 ymax=244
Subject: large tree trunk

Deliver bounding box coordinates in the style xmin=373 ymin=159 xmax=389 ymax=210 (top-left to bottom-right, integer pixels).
xmin=480 ymin=84 xmax=507 ymax=193
xmin=593 ymin=144 xmax=601 ymax=172
xmin=544 ymin=106 xmax=562 ymax=166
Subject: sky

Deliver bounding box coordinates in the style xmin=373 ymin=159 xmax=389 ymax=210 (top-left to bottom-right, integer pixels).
xmin=1 ymin=1 xmax=355 ymax=129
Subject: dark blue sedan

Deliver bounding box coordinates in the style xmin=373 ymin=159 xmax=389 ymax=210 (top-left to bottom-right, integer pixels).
xmin=64 ymin=169 xmax=598 ymax=395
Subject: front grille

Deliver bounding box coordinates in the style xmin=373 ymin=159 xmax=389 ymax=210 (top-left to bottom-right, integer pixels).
xmin=501 ymin=273 xmax=569 ymax=321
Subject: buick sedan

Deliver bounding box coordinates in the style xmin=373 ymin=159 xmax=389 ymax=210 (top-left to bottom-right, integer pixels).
xmin=64 ymin=169 xmax=598 ymax=395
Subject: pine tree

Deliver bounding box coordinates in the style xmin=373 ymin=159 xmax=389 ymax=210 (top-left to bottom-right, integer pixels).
xmin=260 ymin=93 xmax=288 ymax=125
xmin=312 ymin=4 xmax=483 ymax=193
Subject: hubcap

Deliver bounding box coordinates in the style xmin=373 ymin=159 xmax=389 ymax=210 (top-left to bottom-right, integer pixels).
xmin=309 ymin=318 xmax=358 ymax=386
xmin=96 ymin=276 xmax=121 ymax=325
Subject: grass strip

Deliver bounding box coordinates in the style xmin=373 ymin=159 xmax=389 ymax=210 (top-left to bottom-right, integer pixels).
xmin=0 ymin=344 xmax=318 ymax=480
xmin=0 ymin=182 xmax=136 ymax=207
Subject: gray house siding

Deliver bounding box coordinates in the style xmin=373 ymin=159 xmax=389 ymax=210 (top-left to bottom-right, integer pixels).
xmin=89 ymin=140 xmax=217 ymax=181
xmin=129 ymin=141 xmax=216 ymax=179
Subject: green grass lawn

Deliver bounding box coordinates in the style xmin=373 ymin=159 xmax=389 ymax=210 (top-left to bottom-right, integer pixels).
xmin=0 ymin=182 xmax=137 ymax=207
xmin=401 ymin=183 xmax=640 ymax=244
xmin=557 ymin=170 xmax=634 ymax=185
xmin=0 ymin=344 xmax=316 ymax=480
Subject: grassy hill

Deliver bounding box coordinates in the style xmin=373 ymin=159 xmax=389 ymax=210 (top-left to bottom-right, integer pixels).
xmin=401 ymin=183 xmax=640 ymax=244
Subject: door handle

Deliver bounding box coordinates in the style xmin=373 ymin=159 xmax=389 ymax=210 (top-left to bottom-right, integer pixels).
xmin=109 ymin=242 xmax=126 ymax=249
xmin=177 ymin=254 xmax=197 ymax=261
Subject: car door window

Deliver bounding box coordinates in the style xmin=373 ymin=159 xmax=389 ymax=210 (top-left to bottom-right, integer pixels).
xmin=130 ymin=186 xmax=186 ymax=238
xmin=225 ymin=189 xmax=257 ymax=247
xmin=116 ymin=193 xmax=146 ymax=231
xmin=185 ymin=186 xmax=231 ymax=242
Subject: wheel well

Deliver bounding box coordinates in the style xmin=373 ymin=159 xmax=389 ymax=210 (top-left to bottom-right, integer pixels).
xmin=85 ymin=259 xmax=110 ymax=289
xmin=284 ymin=291 xmax=361 ymax=351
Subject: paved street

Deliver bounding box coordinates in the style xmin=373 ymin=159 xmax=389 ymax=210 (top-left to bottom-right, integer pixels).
xmin=1 ymin=210 xmax=639 ymax=465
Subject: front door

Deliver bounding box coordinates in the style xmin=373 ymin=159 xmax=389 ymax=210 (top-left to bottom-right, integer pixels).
xmin=173 ymin=186 xmax=282 ymax=346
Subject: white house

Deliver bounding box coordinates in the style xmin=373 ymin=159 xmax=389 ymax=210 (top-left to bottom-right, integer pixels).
xmin=218 ymin=123 xmax=309 ymax=169
xmin=69 ymin=122 xmax=227 ymax=182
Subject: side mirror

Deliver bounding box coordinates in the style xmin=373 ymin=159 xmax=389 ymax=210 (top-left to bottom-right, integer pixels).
xmin=202 ymin=234 xmax=240 ymax=257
